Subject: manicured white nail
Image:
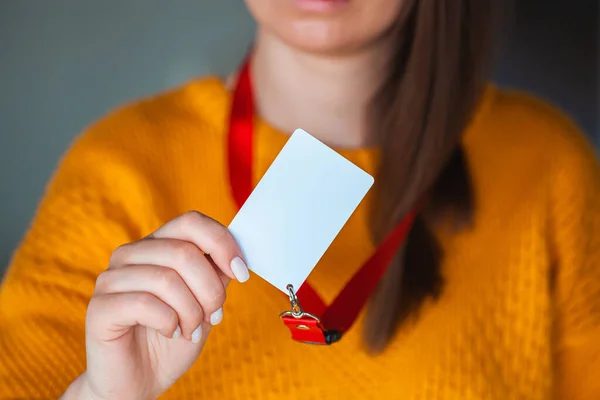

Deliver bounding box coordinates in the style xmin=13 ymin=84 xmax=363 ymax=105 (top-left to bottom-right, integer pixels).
xmin=210 ymin=308 xmax=223 ymax=325
xmin=231 ymin=257 xmax=250 ymax=282
xmin=191 ymin=325 xmax=202 ymax=344
xmin=172 ymin=325 xmax=181 ymax=340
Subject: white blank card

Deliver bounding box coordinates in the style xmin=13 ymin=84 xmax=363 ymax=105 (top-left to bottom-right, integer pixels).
xmin=228 ymin=129 xmax=374 ymax=293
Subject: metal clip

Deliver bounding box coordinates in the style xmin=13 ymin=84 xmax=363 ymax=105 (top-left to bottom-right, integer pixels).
xmin=279 ymin=284 xmax=321 ymax=322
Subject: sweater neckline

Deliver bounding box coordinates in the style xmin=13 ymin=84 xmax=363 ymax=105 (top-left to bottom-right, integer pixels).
xmin=189 ymin=75 xmax=495 ymax=177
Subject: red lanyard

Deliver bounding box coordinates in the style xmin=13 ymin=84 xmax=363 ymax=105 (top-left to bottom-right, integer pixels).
xmin=227 ymin=58 xmax=418 ymax=345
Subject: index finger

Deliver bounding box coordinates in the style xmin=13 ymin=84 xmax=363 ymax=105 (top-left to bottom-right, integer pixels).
xmin=149 ymin=211 xmax=249 ymax=283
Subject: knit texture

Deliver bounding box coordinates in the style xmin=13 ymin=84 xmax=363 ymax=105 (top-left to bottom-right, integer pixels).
xmin=0 ymin=77 xmax=598 ymax=399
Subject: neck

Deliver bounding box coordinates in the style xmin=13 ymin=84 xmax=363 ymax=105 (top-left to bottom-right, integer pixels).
xmin=250 ymin=29 xmax=391 ymax=149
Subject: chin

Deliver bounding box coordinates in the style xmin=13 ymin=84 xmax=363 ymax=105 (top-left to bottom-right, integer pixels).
xmin=267 ymin=21 xmax=369 ymax=56
xmin=245 ymin=0 xmax=403 ymax=56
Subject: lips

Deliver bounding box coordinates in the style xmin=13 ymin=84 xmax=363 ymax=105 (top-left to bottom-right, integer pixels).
xmin=292 ymin=0 xmax=350 ymax=12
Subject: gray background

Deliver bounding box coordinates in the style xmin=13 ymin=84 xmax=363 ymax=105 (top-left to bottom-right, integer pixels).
xmin=0 ymin=0 xmax=598 ymax=273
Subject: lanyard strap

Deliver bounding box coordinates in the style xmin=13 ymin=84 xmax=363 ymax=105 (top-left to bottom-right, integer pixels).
xmin=227 ymin=58 xmax=417 ymax=345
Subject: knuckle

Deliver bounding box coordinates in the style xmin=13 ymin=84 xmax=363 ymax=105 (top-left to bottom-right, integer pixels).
xmin=93 ymin=270 xmax=112 ymax=293
xmin=171 ymin=240 xmax=202 ymax=265
xmin=180 ymin=210 xmax=205 ymax=228
xmin=153 ymin=267 xmax=181 ymax=291
xmin=133 ymin=292 xmax=154 ymax=310
xmin=86 ymin=295 xmax=111 ymax=324
xmin=108 ymin=243 xmax=129 ymax=266
xmin=180 ymin=210 xmax=232 ymax=249
xmin=165 ymin=308 xmax=179 ymax=331
xmin=205 ymin=225 xmax=235 ymax=254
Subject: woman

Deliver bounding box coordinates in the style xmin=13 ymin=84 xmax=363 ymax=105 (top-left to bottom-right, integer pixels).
xmin=0 ymin=0 xmax=598 ymax=398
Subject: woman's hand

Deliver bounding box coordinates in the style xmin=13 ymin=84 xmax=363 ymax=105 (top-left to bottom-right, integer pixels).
xmin=61 ymin=211 xmax=250 ymax=400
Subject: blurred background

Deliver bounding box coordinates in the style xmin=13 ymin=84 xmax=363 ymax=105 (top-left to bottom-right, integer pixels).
xmin=0 ymin=0 xmax=598 ymax=273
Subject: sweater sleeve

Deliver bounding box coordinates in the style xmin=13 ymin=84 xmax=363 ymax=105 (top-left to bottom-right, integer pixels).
xmin=551 ymin=124 xmax=600 ymax=400
xmin=0 ymin=121 xmax=155 ymax=398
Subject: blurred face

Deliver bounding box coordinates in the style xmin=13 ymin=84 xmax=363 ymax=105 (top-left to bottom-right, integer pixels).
xmin=244 ymin=0 xmax=406 ymax=55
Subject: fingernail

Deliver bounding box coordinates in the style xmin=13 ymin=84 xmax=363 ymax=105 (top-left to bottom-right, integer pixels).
xmin=210 ymin=308 xmax=223 ymax=325
xmin=191 ymin=325 xmax=202 ymax=344
xmin=231 ymin=257 xmax=250 ymax=282
xmin=172 ymin=325 xmax=181 ymax=340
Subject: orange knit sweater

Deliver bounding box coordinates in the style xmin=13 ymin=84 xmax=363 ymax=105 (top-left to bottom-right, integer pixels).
xmin=0 ymin=77 xmax=598 ymax=399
